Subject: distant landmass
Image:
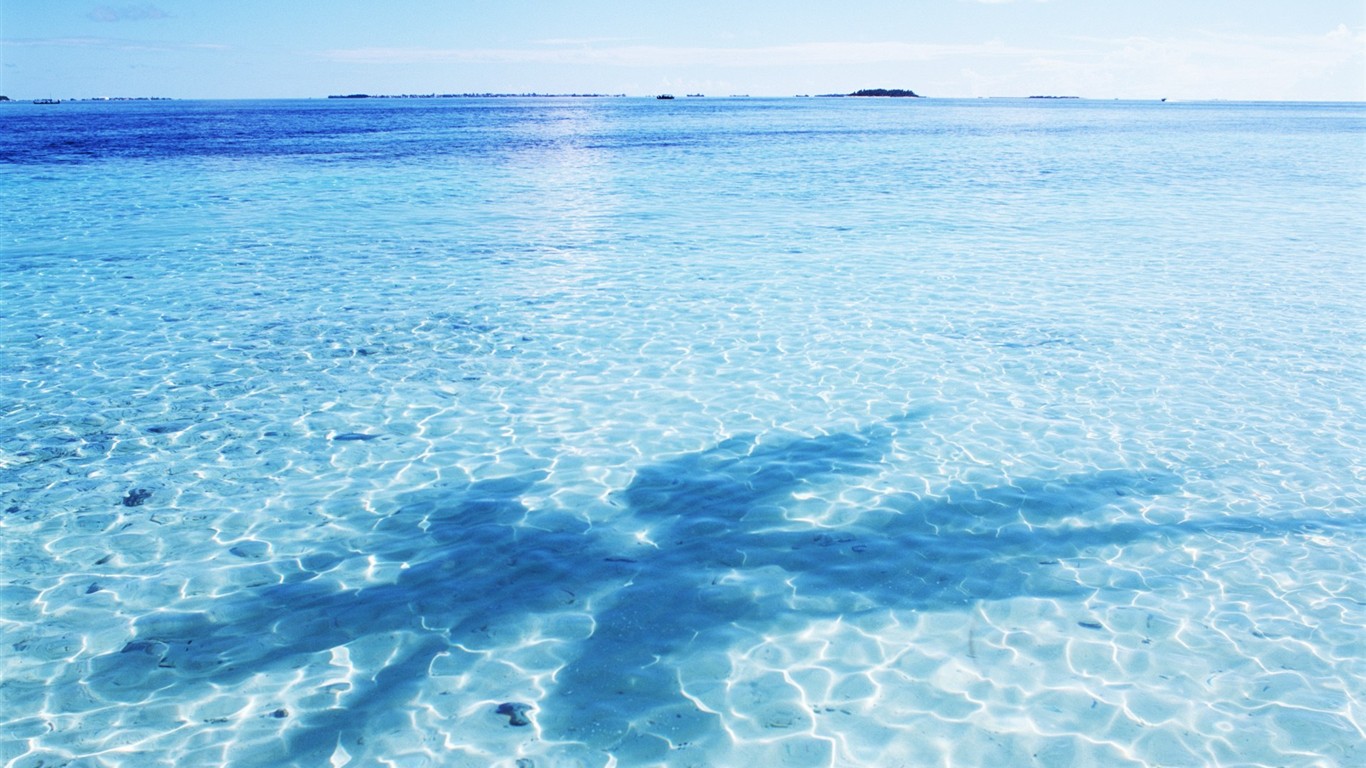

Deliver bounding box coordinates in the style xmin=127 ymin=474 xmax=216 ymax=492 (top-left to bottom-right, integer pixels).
xmin=1 ymin=96 xmax=174 ymax=103
xmin=327 ymin=92 xmax=625 ymax=99
xmin=847 ymin=88 xmax=921 ymax=98
xmin=323 ymin=90 xmax=926 ymax=101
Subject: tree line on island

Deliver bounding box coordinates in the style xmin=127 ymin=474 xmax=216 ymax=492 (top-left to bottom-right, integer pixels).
xmin=326 ymin=89 xmax=922 ymax=100
xmin=327 ymin=92 xmax=626 ymax=99
xmin=844 ymin=88 xmax=921 ymax=97
xmin=0 ymin=89 xmax=922 ymax=102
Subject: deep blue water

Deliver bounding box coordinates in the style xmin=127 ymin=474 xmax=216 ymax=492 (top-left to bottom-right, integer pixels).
xmin=1 ymin=97 xmax=1363 ymax=767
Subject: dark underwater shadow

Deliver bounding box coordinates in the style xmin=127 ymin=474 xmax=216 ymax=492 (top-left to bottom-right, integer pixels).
xmin=80 ymin=414 xmax=1339 ymax=764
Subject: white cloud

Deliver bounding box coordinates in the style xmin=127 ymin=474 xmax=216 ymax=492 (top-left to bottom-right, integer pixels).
xmin=320 ymin=40 xmax=1043 ymax=68
xmin=935 ymin=25 xmax=1365 ymax=99
xmin=1070 ymin=26 xmax=1366 ymax=99
xmin=317 ymin=25 xmax=1363 ymax=101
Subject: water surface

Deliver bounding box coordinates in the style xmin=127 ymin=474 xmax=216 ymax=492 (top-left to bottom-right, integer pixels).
xmin=1 ymin=97 xmax=1362 ymax=767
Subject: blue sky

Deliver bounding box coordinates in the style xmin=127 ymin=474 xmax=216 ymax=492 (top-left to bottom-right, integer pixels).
xmin=3 ymin=1 xmax=1363 ymax=100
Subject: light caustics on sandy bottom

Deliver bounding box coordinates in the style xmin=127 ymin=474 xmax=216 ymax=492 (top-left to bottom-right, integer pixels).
xmin=0 ymin=97 xmax=1362 ymax=767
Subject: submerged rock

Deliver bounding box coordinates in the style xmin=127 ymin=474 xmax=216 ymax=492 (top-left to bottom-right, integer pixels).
xmin=122 ymin=488 xmax=152 ymax=507
xmin=331 ymin=432 xmax=379 ymax=441
xmin=496 ymin=702 xmax=533 ymax=727
xmin=146 ymin=423 xmax=190 ymax=435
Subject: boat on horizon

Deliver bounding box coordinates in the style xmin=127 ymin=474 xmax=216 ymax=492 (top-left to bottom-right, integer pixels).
xmin=656 ymin=94 xmax=675 ymax=100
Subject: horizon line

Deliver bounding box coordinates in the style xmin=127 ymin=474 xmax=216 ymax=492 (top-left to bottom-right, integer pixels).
xmin=4 ymin=93 xmax=1365 ymax=104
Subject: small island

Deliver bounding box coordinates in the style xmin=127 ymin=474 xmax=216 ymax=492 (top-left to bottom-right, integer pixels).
xmin=848 ymin=88 xmax=921 ymax=98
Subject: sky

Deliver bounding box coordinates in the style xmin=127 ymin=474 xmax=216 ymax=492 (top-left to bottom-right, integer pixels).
xmin=2 ymin=0 xmax=1363 ymax=101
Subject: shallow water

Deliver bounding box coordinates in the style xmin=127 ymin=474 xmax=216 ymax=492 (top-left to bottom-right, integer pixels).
xmin=1 ymin=97 xmax=1363 ymax=767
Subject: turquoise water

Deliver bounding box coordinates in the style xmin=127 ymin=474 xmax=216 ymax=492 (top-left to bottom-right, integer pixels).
xmin=1 ymin=97 xmax=1362 ymax=767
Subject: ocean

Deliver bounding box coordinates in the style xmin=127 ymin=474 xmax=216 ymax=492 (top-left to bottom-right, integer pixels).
xmin=1 ymin=96 xmax=1362 ymax=767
